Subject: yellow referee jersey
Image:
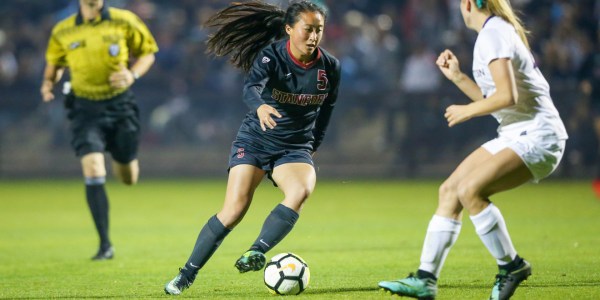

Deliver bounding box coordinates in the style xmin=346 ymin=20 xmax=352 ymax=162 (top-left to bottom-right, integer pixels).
xmin=45 ymin=5 xmax=158 ymax=100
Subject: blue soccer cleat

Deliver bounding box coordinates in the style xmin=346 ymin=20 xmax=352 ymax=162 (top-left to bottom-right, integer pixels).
xmin=378 ymin=273 xmax=437 ymax=300
xmin=234 ymin=250 xmax=266 ymax=273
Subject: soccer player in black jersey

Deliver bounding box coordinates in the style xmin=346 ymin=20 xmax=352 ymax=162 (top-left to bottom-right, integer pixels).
xmin=165 ymin=0 xmax=340 ymax=295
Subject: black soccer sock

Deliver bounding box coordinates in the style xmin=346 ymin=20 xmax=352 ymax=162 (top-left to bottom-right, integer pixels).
xmin=85 ymin=177 xmax=111 ymax=250
xmin=183 ymin=215 xmax=231 ymax=279
xmin=249 ymin=204 xmax=299 ymax=253
xmin=499 ymin=254 xmax=523 ymax=273
xmin=417 ymin=269 xmax=437 ymax=281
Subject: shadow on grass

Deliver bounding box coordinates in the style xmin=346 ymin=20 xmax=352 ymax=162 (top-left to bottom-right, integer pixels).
xmin=3 ymin=282 xmax=598 ymax=299
xmin=441 ymin=281 xmax=600 ymax=289
xmin=0 ymin=294 xmax=162 ymax=299
xmin=305 ymin=285 xmax=380 ymax=295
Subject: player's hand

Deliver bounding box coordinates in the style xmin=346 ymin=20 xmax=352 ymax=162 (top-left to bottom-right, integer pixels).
xmin=41 ymin=80 xmax=55 ymax=102
xmin=109 ymin=63 xmax=134 ymax=89
xmin=444 ymin=104 xmax=473 ymax=127
xmin=257 ymin=104 xmax=282 ymax=131
xmin=436 ymin=49 xmax=462 ymax=83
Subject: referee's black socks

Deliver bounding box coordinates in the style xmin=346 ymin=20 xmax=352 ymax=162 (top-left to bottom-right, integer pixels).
xmin=85 ymin=176 xmax=111 ymax=250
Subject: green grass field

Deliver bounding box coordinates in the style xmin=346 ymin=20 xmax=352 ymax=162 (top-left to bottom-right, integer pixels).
xmin=1 ymin=179 xmax=599 ymax=299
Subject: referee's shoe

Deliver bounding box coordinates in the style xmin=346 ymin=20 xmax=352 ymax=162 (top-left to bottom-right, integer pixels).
xmin=91 ymin=246 xmax=114 ymax=261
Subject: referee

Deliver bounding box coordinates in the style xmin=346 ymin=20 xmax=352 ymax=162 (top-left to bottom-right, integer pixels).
xmin=40 ymin=0 xmax=158 ymax=260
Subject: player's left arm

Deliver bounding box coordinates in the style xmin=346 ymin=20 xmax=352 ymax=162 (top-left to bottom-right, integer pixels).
xmin=243 ymin=50 xmax=283 ymax=131
xmin=312 ymin=60 xmax=341 ymax=151
xmin=444 ymin=58 xmax=517 ymax=127
xmin=110 ymin=11 xmax=158 ymax=89
xmin=109 ymin=54 xmax=156 ymax=89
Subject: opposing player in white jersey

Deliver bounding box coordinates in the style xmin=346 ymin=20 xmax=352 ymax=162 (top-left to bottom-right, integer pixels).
xmin=379 ymin=0 xmax=567 ymax=300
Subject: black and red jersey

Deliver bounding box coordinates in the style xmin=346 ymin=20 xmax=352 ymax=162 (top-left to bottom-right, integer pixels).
xmin=237 ymin=39 xmax=341 ymax=152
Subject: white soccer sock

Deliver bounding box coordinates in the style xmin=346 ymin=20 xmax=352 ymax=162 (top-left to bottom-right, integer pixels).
xmin=470 ymin=203 xmax=517 ymax=265
xmin=419 ymin=215 xmax=462 ymax=278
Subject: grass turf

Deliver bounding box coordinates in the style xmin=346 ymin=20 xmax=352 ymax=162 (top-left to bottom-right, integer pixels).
xmin=0 ymin=179 xmax=599 ymax=299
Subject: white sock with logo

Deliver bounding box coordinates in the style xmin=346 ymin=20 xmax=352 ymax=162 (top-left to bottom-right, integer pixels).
xmin=419 ymin=215 xmax=462 ymax=278
xmin=470 ymin=203 xmax=516 ymax=265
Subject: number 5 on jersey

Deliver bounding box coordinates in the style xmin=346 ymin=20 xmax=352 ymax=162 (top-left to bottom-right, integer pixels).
xmin=317 ymin=69 xmax=328 ymax=90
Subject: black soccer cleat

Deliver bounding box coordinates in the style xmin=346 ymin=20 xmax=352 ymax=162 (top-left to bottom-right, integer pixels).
xmin=489 ymin=259 xmax=532 ymax=300
xmin=234 ymin=250 xmax=266 ymax=273
xmin=164 ymin=268 xmax=195 ymax=295
xmin=91 ymin=246 xmax=114 ymax=261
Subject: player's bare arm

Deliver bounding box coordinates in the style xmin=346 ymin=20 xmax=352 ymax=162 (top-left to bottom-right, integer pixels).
xmin=445 ymin=58 xmax=517 ymax=127
xmin=109 ymin=53 xmax=155 ymax=90
xmin=40 ymin=64 xmax=64 ymax=102
xmin=437 ymin=49 xmax=483 ymax=102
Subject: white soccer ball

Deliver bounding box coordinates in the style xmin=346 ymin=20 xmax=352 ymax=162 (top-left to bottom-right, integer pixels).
xmin=264 ymin=252 xmax=310 ymax=295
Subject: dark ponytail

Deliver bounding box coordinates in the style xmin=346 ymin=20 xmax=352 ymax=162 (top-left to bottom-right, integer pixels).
xmin=205 ymin=1 xmax=327 ymax=73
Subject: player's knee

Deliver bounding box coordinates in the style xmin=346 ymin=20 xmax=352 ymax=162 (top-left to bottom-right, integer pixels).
xmin=439 ymin=179 xmax=456 ymax=199
xmin=456 ymin=180 xmax=480 ymax=208
xmin=82 ymin=161 xmax=106 ymax=177
xmin=218 ymin=209 xmax=245 ymax=228
xmin=300 ymin=185 xmax=313 ymax=200
xmin=290 ymin=185 xmax=313 ymax=204
xmin=87 ymin=167 xmax=106 ymax=177
xmin=219 ymin=200 xmax=251 ymax=228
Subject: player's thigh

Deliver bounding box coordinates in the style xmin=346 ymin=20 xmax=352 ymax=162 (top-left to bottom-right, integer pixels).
xmin=218 ymin=164 xmax=266 ymax=228
xmin=107 ymin=118 xmax=140 ymax=166
xmin=68 ymin=98 xmax=106 ymax=160
xmin=106 ymin=93 xmax=141 ymax=167
xmin=81 ymin=152 xmax=107 ymax=177
xmin=108 ymin=116 xmax=140 ymax=185
xmin=445 ymin=147 xmax=494 ymax=186
xmin=435 ymin=147 xmax=492 ymax=217
xmin=271 ymin=162 xmax=316 ymax=211
xmin=460 ymin=148 xmax=532 ymax=200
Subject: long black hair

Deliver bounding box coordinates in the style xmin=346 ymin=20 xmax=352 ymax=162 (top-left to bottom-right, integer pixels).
xmin=205 ymin=0 xmax=327 ymax=73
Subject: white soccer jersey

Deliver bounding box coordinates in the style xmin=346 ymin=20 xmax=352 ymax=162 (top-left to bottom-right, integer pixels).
xmin=472 ymin=16 xmax=568 ymax=139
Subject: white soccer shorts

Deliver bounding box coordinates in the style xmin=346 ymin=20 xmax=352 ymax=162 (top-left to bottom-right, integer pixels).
xmin=482 ymin=127 xmax=566 ymax=183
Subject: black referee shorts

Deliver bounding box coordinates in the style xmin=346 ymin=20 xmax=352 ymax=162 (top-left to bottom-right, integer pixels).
xmin=66 ymin=90 xmax=140 ymax=164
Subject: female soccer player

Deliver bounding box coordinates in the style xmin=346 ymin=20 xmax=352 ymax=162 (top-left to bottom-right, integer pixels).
xmin=164 ymin=0 xmax=340 ymax=295
xmin=379 ymin=0 xmax=567 ymax=299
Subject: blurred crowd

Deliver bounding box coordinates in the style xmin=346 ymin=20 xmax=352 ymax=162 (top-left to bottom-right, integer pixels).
xmin=0 ymin=0 xmax=598 ymax=177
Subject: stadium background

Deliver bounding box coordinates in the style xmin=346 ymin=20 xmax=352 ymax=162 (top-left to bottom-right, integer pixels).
xmin=0 ymin=0 xmax=597 ymax=179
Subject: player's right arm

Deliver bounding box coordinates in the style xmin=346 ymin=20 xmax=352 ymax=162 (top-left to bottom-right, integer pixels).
xmin=40 ymin=63 xmax=64 ymax=102
xmin=42 ymin=26 xmax=67 ymax=102
xmin=436 ymin=49 xmax=483 ymax=102
xmin=242 ymin=48 xmax=281 ymax=131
